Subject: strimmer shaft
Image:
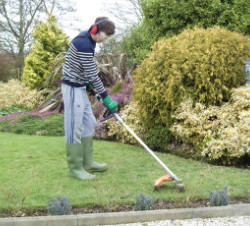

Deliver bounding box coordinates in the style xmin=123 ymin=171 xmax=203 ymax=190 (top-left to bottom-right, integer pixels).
xmin=114 ymin=113 xmax=181 ymax=182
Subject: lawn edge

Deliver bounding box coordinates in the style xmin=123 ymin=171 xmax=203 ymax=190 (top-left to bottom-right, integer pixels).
xmin=0 ymin=203 xmax=249 ymax=226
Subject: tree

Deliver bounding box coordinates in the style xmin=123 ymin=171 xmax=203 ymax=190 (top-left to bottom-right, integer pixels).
xmin=0 ymin=0 xmax=43 ymax=78
xmin=22 ymin=15 xmax=69 ymax=89
xmin=102 ymin=0 xmax=142 ymax=32
xmin=99 ymin=1 xmax=144 ymax=68
xmin=0 ymin=0 xmax=75 ymax=79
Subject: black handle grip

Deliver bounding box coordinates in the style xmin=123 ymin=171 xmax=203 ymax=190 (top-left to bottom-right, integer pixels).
xmin=89 ymin=87 xmax=120 ymax=122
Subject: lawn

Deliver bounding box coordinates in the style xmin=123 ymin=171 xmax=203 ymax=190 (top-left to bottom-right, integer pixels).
xmin=0 ymin=132 xmax=249 ymax=211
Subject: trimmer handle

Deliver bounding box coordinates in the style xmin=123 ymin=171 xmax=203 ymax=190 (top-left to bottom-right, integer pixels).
xmin=88 ymin=87 xmax=119 ymax=122
xmin=100 ymin=108 xmax=119 ymax=122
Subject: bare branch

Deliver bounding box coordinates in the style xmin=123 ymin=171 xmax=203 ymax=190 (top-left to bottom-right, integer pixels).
xmin=0 ymin=0 xmax=76 ymax=77
xmin=101 ymin=0 xmax=142 ymax=30
xmin=23 ymin=0 xmax=44 ymax=36
xmin=2 ymin=0 xmax=19 ymax=38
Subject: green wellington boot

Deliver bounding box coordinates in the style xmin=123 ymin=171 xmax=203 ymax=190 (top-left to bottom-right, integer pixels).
xmin=66 ymin=143 xmax=96 ymax=180
xmin=81 ymin=136 xmax=108 ymax=172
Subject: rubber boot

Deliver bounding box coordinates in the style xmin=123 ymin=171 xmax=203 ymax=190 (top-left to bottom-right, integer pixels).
xmin=81 ymin=137 xmax=108 ymax=172
xmin=66 ymin=143 xmax=96 ymax=180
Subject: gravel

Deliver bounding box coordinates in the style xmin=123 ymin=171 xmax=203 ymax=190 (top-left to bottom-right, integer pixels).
xmin=111 ymin=216 xmax=250 ymax=226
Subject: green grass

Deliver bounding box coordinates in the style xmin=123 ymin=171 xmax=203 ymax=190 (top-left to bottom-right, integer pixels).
xmin=0 ymin=132 xmax=249 ymax=211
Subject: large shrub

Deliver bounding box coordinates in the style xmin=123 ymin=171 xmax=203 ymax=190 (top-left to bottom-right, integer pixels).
xmin=142 ymin=0 xmax=250 ymax=37
xmin=129 ymin=0 xmax=250 ymax=65
xmin=144 ymin=125 xmax=172 ymax=151
xmin=22 ymin=15 xmax=69 ymax=89
xmin=0 ymin=80 xmax=43 ymax=109
xmin=170 ymin=85 xmax=250 ymax=165
xmin=133 ymin=27 xmax=250 ymax=129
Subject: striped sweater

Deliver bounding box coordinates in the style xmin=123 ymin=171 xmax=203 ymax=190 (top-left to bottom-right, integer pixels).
xmin=62 ymin=30 xmax=108 ymax=98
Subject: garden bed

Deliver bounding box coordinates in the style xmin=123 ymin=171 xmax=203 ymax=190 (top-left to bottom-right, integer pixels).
xmin=0 ymin=197 xmax=249 ymax=218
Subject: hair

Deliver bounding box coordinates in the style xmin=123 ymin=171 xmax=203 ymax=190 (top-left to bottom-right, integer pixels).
xmin=94 ymin=17 xmax=115 ymax=36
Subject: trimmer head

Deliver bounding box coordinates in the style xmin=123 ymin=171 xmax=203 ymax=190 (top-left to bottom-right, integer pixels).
xmin=154 ymin=174 xmax=173 ymax=188
xmin=154 ymin=174 xmax=185 ymax=192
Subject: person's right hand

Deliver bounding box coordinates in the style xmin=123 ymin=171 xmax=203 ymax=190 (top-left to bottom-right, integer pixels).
xmin=102 ymin=95 xmax=118 ymax=110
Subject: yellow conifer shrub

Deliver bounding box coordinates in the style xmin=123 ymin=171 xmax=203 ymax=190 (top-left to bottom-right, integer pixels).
xmin=22 ymin=16 xmax=69 ymax=89
xmin=133 ymin=27 xmax=250 ymax=129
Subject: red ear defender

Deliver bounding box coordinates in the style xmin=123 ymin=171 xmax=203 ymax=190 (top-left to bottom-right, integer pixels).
xmin=89 ymin=18 xmax=109 ymax=35
xmin=90 ymin=25 xmax=98 ymax=34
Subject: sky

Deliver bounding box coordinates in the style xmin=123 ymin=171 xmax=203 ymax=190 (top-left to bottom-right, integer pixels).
xmin=60 ymin=0 xmax=139 ymax=39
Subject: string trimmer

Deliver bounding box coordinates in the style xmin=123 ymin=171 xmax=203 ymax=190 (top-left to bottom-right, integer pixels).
xmin=89 ymin=87 xmax=184 ymax=191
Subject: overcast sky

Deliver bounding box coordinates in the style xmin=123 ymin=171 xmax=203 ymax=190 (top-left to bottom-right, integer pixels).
xmin=60 ymin=0 xmax=139 ymax=39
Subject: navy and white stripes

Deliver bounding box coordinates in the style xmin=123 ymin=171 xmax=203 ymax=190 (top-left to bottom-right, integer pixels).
xmin=62 ymin=31 xmax=107 ymax=98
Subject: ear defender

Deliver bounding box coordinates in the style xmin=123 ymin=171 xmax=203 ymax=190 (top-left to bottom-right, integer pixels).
xmin=89 ymin=18 xmax=109 ymax=35
xmin=90 ymin=26 xmax=98 ymax=35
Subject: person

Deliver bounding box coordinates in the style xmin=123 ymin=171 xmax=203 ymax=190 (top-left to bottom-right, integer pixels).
xmin=62 ymin=17 xmax=118 ymax=180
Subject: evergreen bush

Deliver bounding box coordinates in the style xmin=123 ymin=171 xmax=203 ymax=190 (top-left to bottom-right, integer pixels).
xmin=22 ymin=15 xmax=69 ymax=89
xmin=133 ymin=27 xmax=250 ymax=130
xmin=125 ymin=0 xmax=250 ymax=66
xmin=209 ymin=186 xmax=230 ymax=206
xmin=47 ymin=196 xmax=72 ymax=215
xmin=144 ymin=126 xmax=172 ymax=151
xmin=170 ymin=85 xmax=250 ymax=165
xmin=122 ymin=0 xmax=250 ymax=67
xmin=142 ymin=0 xmax=250 ymax=37
xmin=135 ymin=193 xmax=154 ymax=211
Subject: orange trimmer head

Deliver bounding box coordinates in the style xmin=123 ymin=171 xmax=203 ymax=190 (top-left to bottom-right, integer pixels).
xmin=154 ymin=174 xmax=173 ymax=188
xmin=154 ymin=174 xmax=185 ymax=191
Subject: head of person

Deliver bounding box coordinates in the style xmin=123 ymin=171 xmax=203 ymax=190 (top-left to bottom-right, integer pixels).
xmin=89 ymin=17 xmax=115 ymax=43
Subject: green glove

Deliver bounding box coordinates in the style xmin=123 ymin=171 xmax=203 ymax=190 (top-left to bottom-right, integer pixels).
xmin=102 ymin=95 xmax=118 ymax=110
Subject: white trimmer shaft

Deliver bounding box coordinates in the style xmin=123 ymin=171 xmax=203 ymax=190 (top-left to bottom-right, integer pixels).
xmin=114 ymin=113 xmax=182 ymax=183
